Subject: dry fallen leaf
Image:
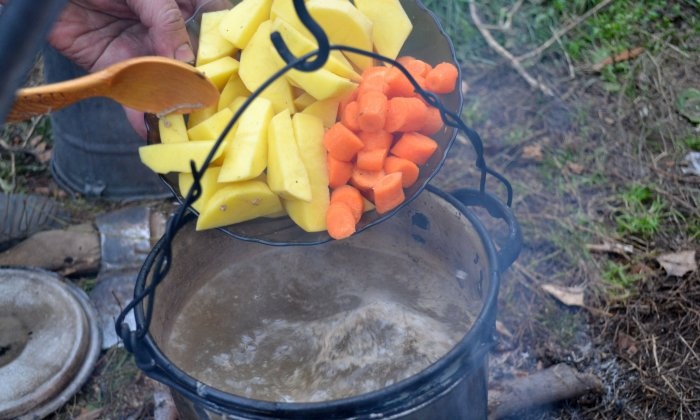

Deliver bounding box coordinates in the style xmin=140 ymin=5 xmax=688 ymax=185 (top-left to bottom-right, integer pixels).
xmin=615 ymin=331 xmax=638 ymax=357
xmin=657 ymin=250 xmax=697 ymax=277
xmin=522 ymin=144 xmax=543 ymax=161
xmin=495 ymin=320 xmax=514 ymax=339
xmin=566 ymin=162 xmax=585 ymax=174
xmin=541 ymin=284 xmax=585 ymax=307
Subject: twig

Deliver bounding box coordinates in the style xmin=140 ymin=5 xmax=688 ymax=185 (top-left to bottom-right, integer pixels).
xmin=551 ymin=24 xmax=575 ymax=79
xmin=516 ymin=0 xmax=615 ymax=62
xmin=502 ymin=0 xmax=524 ymax=30
xmin=469 ymin=1 xmax=555 ymax=97
xmin=677 ymin=333 xmax=700 ymax=363
xmin=488 ymin=363 xmax=603 ymax=419
xmin=586 ymin=242 xmax=635 ymax=257
xmin=21 ymin=116 xmax=43 ymax=147
xmin=652 ymin=335 xmax=661 ymax=373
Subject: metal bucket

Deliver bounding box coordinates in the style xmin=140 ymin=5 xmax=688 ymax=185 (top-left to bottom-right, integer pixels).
xmin=43 ymin=47 xmax=169 ymax=200
xmin=126 ymin=186 xmax=520 ymax=419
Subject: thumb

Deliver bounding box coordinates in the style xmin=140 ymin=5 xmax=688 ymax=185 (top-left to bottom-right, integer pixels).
xmin=124 ymin=107 xmax=148 ymax=139
xmin=127 ymin=0 xmax=195 ymax=63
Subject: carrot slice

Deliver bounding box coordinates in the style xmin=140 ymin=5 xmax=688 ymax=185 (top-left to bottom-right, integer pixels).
xmin=326 ymin=202 xmax=356 ymax=240
xmin=384 ymin=66 xmax=415 ymax=98
xmin=323 ymin=122 xmax=364 ymax=162
xmin=356 ymin=147 xmax=388 ymax=172
xmin=338 ymin=89 xmax=358 ymax=115
xmin=372 ymin=172 xmax=405 ymax=214
xmin=396 ymin=56 xmax=415 ymax=66
xmin=384 ymin=155 xmax=420 ymax=188
xmin=350 ymin=168 xmax=385 ymax=192
xmin=362 ymin=65 xmax=389 ymax=79
xmin=330 ymin=185 xmax=364 ymax=223
xmin=327 ymin=155 xmax=354 ymax=189
xmin=341 ymin=101 xmax=361 ymax=132
xmin=357 ymin=71 xmax=388 ymax=97
xmin=425 ymin=62 xmax=459 ymax=94
xmin=359 ymin=130 xmax=393 ymax=150
xmin=384 ymin=97 xmax=428 ymax=133
xmin=401 ymin=57 xmax=432 ymax=78
xmin=391 ymin=132 xmax=439 ymax=165
xmin=420 ymin=106 xmax=444 ymax=136
xmin=357 ymin=90 xmax=388 ymax=133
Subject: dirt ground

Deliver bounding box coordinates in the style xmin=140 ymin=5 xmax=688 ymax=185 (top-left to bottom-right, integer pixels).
xmin=1 ymin=2 xmax=699 ymax=419
xmin=429 ymin=4 xmax=700 ymax=418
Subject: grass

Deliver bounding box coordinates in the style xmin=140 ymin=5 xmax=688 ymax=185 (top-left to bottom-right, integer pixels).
xmin=424 ymin=0 xmax=699 ymax=99
xmin=685 ymin=134 xmax=700 ymax=151
xmin=50 ymin=347 xmax=152 ymax=420
xmin=601 ymin=261 xmax=641 ymax=299
xmin=461 ymin=98 xmax=488 ymax=127
xmin=538 ymin=308 xmax=582 ymax=346
xmin=614 ymin=185 xmax=665 ymax=238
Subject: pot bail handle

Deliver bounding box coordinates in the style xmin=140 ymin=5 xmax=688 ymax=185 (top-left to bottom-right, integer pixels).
xmin=449 ymin=188 xmax=522 ymax=273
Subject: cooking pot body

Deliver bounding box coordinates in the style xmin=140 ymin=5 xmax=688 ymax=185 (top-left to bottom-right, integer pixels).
xmin=141 ymin=187 xmax=505 ymax=419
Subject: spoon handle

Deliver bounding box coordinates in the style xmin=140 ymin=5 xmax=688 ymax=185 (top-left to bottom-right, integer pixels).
xmin=6 ymin=71 xmax=109 ymax=122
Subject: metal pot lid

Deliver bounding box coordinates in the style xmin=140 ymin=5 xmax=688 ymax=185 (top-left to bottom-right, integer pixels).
xmin=0 ymin=268 xmax=101 ymax=419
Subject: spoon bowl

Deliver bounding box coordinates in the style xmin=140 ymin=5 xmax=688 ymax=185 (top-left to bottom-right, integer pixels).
xmin=7 ymin=56 xmax=219 ymax=122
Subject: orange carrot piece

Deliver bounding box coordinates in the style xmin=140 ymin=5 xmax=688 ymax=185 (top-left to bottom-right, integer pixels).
xmin=357 ymin=90 xmax=388 ymax=133
xmin=384 ymin=155 xmax=420 ymax=188
xmin=326 ymin=202 xmax=356 ymax=240
xmin=405 ymin=58 xmax=433 ymax=78
xmin=341 ymin=101 xmax=361 ymax=132
xmin=396 ymin=56 xmax=415 ymax=67
xmin=391 ymin=132 xmax=439 ymax=165
xmin=324 ymin=122 xmax=364 ymax=162
xmin=350 ymin=168 xmax=385 ymax=192
xmin=358 ymin=71 xmax=388 ymax=97
xmin=356 ymin=147 xmax=388 ymax=172
xmin=420 ymin=106 xmax=444 ymax=136
xmin=359 ymin=130 xmax=393 ymax=151
xmin=362 ymin=65 xmax=389 ymax=79
xmin=425 ymin=62 xmax=459 ymax=94
xmin=384 ymin=66 xmax=415 ymax=98
xmin=372 ymin=172 xmax=405 ymax=214
xmin=327 ymin=155 xmax=354 ymax=189
xmin=384 ymin=97 xmax=428 ymax=133
xmin=338 ymin=89 xmax=358 ymax=117
xmin=330 ymin=185 xmax=364 ymax=223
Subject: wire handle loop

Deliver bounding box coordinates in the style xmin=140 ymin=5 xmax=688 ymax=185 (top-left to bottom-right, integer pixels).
xmin=269 ymin=0 xmax=330 ymax=72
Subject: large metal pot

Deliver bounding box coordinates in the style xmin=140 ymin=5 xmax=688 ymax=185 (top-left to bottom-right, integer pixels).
xmin=124 ymin=186 xmax=520 ymax=419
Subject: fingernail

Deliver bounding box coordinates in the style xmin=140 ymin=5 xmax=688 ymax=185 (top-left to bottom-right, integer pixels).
xmin=175 ymin=43 xmax=195 ymax=65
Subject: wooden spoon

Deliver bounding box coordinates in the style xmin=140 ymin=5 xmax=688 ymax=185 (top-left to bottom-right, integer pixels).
xmin=6 ymin=56 xmax=219 ymax=122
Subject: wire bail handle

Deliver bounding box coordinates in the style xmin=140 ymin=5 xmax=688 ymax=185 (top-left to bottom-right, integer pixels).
xmin=270 ymin=0 xmax=330 ymax=72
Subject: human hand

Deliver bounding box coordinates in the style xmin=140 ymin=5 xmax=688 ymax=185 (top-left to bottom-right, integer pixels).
xmin=48 ymin=0 xmax=230 ymax=136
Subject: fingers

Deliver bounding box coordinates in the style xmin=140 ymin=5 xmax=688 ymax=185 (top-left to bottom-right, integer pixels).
xmin=127 ymin=0 xmax=195 ymax=63
xmin=124 ymin=107 xmax=149 ymax=139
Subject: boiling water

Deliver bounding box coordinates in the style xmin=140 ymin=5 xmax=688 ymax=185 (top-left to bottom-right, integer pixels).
xmin=164 ymin=246 xmax=477 ymax=402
